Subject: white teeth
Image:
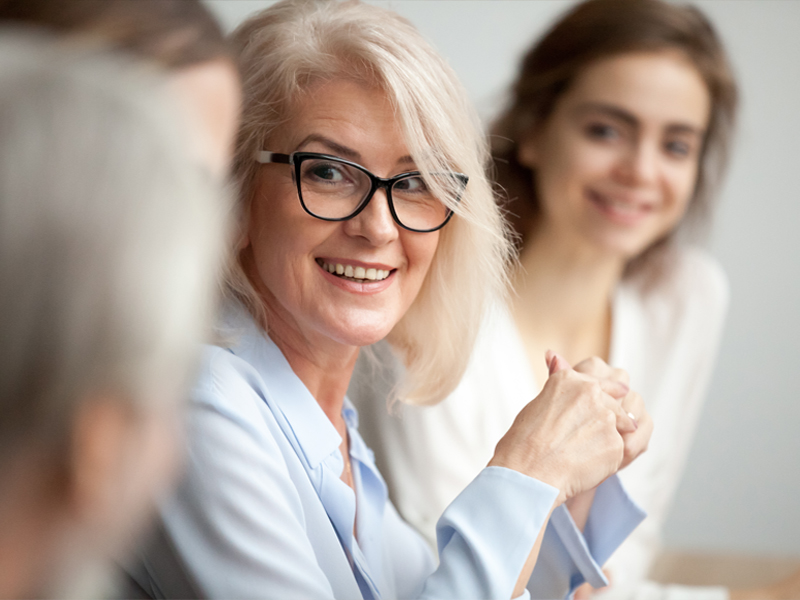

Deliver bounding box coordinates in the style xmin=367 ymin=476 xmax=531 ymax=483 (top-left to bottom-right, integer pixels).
xmin=320 ymin=260 xmax=391 ymax=281
xmin=610 ymin=200 xmax=636 ymax=213
xmin=592 ymin=191 xmax=650 ymax=214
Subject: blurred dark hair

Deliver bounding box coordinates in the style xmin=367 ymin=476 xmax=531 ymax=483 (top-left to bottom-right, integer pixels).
xmin=0 ymin=0 xmax=230 ymax=69
xmin=492 ymin=0 xmax=738 ymax=274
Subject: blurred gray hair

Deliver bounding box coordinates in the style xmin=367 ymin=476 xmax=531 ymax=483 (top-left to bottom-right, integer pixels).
xmin=0 ymin=32 xmax=230 ymax=456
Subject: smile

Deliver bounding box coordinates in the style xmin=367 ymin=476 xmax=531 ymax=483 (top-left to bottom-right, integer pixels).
xmin=587 ymin=189 xmax=655 ymax=224
xmin=317 ymin=259 xmax=393 ymax=282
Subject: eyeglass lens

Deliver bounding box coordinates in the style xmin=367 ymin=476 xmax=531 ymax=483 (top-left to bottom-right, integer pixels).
xmin=298 ymin=156 xmax=451 ymax=231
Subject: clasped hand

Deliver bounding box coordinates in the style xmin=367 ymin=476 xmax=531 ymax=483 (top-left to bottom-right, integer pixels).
xmin=489 ymin=351 xmax=653 ymax=505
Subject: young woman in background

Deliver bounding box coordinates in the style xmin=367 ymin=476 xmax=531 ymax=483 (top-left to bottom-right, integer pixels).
xmin=350 ymin=0 xmax=774 ymax=598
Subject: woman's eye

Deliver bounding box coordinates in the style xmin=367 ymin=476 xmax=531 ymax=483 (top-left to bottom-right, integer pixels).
xmin=395 ymin=176 xmax=428 ymax=193
xmin=664 ymin=140 xmax=692 ymax=158
xmin=585 ymin=122 xmax=619 ymax=141
xmin=308 ymin=163 xmax=344 ymax=182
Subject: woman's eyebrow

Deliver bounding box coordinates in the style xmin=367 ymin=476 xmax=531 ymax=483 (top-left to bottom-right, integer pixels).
xmin=665 ymin=123 xmax=706 ymax=138
xmin=575 ymin=102 xmax=639 ymax=128
xmin=296 ymin=134 xmax=361 ymax=160
xmin=295 ymin=133 xmax=415 ymax=167
xmin=575 ymin=102 xmax=705 ymax=137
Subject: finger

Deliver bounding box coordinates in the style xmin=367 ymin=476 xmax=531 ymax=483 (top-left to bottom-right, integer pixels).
xmin=545 ymin=350 xmax=571 ymax=375
xmin=598 ymin=391 xmax=637 ymax=433
xmin=611 ymin=367 xmax=630 ymax=386
xmin=620 ymin=391 xmax=645 ymax=427
xmin=598 ymin=378 xmax=630 ymax=400
xmin=574 ymin=359 xmax=631 ymax=389
xmin=616 ymin=408 xmax=637 ymax=433
xmin=573 ymin=355 xmax=609 ymax=378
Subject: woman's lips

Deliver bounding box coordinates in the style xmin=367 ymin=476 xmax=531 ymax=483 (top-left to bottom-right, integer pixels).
xmin=317 ymin=258 xmax=392 ymax=282
xmin=315 ymin=258 xmax=396 ymax=293
xmin=586 ymin=188 xmax=655 ymax=226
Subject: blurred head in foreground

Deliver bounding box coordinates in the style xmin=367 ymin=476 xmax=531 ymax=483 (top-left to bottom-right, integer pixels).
xmin=0 ymin=34 xmax=229 ymax=598
xmin=0 ymin=0 xmax=241 ymax=178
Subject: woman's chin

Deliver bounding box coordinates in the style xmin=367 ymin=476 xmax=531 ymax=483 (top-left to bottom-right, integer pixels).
xmin=324 ymin=319 xmax=394 ymax=349
xmin=582 ymin=228 xmax=659 ymax=263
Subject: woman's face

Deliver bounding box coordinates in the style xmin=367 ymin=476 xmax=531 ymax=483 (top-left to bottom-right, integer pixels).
xmin=518 ymin=51 xmax=711 ymax=260
xmin=242 ymin=79 xmax=440 ymax=349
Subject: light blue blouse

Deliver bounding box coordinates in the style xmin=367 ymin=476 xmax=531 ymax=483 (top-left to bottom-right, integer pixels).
xmin=127 ymin=303 xmax=644 ymax=600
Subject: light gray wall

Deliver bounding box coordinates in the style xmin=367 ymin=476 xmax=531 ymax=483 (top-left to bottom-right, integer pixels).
xmin=206 ymin=0 xmax=800 ymax=557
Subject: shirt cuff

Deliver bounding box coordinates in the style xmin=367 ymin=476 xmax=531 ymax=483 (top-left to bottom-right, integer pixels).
xmin=584 ymin=475 xmax=647 ymax=567
xmin=429 ymin=466 xmax=559 ymax=600
xmin=551 ymin=475 xmax=646 ymax=590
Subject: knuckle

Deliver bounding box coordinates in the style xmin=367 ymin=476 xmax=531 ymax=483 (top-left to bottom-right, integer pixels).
xmin=581 ymin=356 xmax=604 ymax=375
xmin=588 ymin=355 xmax=605 ymax=368
xmin=613 ymin=367 xmax=630 ymax=384
xmin=587 ymin=380 xmax=603 ymax=396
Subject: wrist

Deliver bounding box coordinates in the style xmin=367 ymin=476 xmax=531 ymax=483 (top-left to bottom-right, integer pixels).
xmin=487 ymin=455 xmax=568 ymax=505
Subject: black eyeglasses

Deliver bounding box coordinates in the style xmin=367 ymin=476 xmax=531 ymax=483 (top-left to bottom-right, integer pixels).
xmin=254 ymin=151 xmax=467 ymax=233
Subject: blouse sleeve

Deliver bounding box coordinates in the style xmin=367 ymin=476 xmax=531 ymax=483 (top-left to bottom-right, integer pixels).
xmin=527 ymin=476 xmax=646 ymax=599
xmin=127 ymin=347 xmax=563 ymax=600
xmin=424 ymin=467 xmax=559 ymax=600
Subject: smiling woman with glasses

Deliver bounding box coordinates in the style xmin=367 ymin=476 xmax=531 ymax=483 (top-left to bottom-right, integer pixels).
xmin=125 ymin=1 xmax=650 ymax=599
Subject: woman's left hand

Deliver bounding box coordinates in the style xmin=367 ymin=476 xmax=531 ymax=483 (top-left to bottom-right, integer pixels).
xmin=572 ymin=356 xmax=653 ymax=470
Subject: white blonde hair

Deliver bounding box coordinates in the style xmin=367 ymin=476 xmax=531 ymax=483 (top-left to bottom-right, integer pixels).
xmin=228 ymin=0 xmax=512 ymax=405
xmin=0 ymin=33 xmax=229 ymax=456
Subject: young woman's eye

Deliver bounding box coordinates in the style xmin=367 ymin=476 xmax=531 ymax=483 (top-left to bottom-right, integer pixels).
xmin=664 ymin=140 xmax=693 ymax=158
xmin=585 ymin=122 xmax=619 ymax=141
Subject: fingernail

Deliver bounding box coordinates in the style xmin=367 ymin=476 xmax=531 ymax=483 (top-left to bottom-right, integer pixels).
xmin=627 ymin=412 xmax=638 ymax=429
xmin=619 ymin=382 xmax=630 ymax=394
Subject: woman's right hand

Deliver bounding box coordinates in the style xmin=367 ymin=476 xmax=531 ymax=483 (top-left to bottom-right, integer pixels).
xmin=488 ymin=352 xmax=636 ymax=505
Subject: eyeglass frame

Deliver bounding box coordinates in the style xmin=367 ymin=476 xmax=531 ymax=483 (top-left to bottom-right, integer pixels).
xmin=254 ymin=150 xmax=467 ymax=233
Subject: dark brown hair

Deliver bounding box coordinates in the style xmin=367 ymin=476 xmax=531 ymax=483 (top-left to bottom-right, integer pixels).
xmin=492 ymin=0 xmax=738 ymax=272
xmin=0 ymin=0 xmax=230 ymax=69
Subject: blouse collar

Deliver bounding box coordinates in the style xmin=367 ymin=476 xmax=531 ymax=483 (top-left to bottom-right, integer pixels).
xmin=219 ymin=301 xmax=343 ymax=470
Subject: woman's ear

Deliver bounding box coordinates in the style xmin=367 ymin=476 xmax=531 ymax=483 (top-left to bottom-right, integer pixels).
xmin=516 ymin=128 xmax=541 ymax=169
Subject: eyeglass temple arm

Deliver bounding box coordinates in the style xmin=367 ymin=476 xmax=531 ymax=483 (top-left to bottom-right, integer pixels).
xmin=255 ymin=151 xmax=292 ymax=164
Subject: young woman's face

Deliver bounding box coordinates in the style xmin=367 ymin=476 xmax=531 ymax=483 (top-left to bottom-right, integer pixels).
xmin=518 ymin=51 xmax=711 ymax=260
xmin=241 ymin=79 xmax=440 ymax=349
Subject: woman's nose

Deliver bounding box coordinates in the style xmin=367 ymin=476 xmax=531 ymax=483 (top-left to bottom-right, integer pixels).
xmin=616 ymin=141 xmax=660 ymax=186
xmin=343 ymin=188 xmax=400 ymax=246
